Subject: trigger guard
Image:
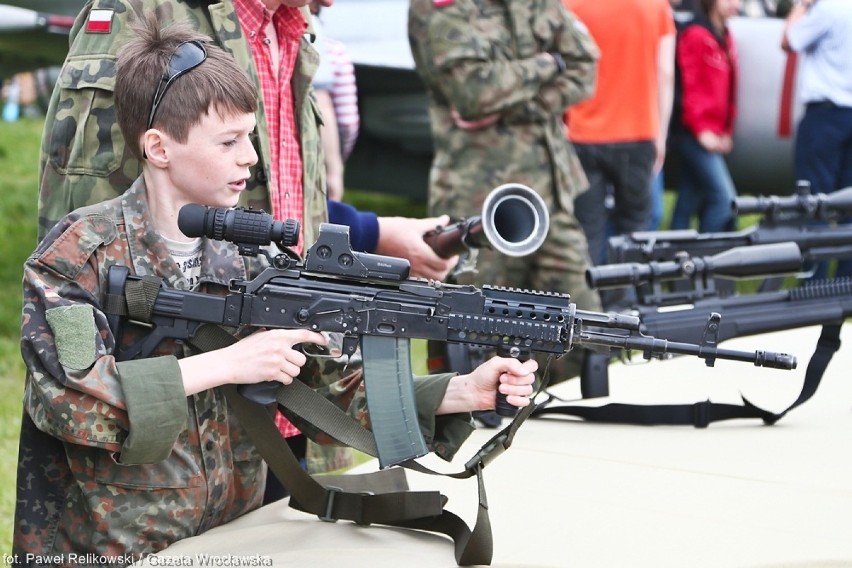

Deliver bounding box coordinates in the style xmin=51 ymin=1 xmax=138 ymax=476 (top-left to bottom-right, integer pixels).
xmin=301 ymin=343 xmax=339 ymax=357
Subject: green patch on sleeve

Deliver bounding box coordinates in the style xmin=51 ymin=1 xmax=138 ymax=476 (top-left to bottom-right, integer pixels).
xmin=116 ymin=356 xmax=187 ymax=464
xmin=46 ymin=304 xmax=98 ymax=370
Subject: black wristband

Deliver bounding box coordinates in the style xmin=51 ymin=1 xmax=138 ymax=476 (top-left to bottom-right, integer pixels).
xmin=549 ymin=52 xmax=567 ymax=74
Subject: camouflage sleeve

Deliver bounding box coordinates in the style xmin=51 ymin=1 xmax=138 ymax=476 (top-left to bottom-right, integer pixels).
xmin=534 ymin=2 xmax=600 ymax=116
xmin=37 ymin=3 xmax=146 ymax=241
xmin=21 ymin=216 xmax=187 ymax=463
xmin=414 ymin=1 xmax=563 ymax=120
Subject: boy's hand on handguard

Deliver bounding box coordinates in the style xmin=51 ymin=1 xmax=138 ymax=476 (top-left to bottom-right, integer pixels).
xmin=436 ymin=357 xmax=538 ymax=415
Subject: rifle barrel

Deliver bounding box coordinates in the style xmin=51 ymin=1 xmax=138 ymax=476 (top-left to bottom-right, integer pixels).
xmin=576 ymin=330 xmax=797 ymax=370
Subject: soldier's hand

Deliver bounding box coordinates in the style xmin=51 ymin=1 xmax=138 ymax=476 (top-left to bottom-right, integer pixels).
xmin=451 ymin=107 xmax=501 ymax=131
xmin=376 ymin=215 xmax=459 ymax=281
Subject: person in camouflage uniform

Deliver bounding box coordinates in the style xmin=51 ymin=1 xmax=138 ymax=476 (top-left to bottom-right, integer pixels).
xmin=408 ymin=0 xmax=603 ymax=386
xmin=37 ymin=0 xmax=458 ymax=477
xmin=15 ymin=18 xmax=537 ymax=562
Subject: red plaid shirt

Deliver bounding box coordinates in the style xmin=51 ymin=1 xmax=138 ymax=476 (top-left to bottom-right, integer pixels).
xmin=233 ymin=0 xmax=308 ymax=438
xmin=233 ymin=0 xmax=306 ymax=251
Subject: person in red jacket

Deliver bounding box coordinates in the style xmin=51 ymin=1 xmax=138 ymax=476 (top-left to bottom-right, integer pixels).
xmin=670 ymin=0 xmax=740 ymax=232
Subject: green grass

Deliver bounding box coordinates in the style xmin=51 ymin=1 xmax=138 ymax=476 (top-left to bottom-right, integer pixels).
xmin=0 ymin=116 xmax=42 ymax=555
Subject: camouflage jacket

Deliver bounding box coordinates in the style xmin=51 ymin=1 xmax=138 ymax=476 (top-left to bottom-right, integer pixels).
xmin=408 ymin=0 xmax=599 ymax=214
xmin=15 ymin=180 xmax=470 ymax=563
xmin=37 ymin=0 xmax=328 ymax=246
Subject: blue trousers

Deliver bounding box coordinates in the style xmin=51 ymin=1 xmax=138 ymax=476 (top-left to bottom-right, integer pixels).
xmin=671 ymin=132 xmax=736 ymax=233
xmin=649 ymin=170 xmax=665 ymax=230
xmin=795 ymin=102 xmax=852 ymax=278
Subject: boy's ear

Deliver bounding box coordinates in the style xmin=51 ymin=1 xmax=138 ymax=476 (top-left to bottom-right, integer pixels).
xmin=142 ymin=130 xmax=169 ymax=168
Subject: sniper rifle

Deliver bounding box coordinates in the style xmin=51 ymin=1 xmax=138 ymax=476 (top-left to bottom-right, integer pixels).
xmin=535 ymin=245 xmax=847 ymax=427
xmin=604 ymin=185 xmax=852 ymax=306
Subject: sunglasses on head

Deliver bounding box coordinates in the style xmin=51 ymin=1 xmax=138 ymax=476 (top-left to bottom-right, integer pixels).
xmin=146 ymin=40 xmax=208 ymax=131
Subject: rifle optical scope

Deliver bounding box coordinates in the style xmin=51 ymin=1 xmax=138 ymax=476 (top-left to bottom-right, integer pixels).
xmin=587 ymin=242 xmax=804 ymax=289
xmin=178 ymin=204 xmax=300 ymax=248
xmin=733 ymin=186 xmax=852 ymax=220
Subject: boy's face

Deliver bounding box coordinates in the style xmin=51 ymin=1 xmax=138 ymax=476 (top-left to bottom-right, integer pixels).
xmin=165 ymin=108 xmax=258 ymax=210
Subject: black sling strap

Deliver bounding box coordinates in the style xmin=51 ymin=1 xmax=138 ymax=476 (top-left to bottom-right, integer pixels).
xmin=532 ymin=324 xmax=842 ymax=427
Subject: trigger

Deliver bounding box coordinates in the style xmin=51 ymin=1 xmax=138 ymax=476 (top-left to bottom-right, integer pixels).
xmin=302 ymin=343 xmax=342 ymax=358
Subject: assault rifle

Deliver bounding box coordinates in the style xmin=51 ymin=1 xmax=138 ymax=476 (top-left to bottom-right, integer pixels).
xmin=106 ymin=205 xmax=796 ymax=468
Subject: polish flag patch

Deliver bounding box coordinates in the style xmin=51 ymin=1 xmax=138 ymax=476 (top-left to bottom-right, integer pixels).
xmin=433 ymin=0 xmax=454 ymax=7
xmin=85 ymin=9 xmax=113 ymax=33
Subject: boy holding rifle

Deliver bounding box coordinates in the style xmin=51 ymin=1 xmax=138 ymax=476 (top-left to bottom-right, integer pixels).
xmin=14 ymin=16 xmax=535 ymax=561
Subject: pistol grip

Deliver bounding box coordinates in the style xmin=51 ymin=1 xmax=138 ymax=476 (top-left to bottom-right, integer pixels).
xmin=495 ymin=392 xmax=517 ymax=417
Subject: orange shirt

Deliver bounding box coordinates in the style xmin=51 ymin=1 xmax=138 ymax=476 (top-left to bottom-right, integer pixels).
xmin=564 ymin=0 xmax=675 ymax=143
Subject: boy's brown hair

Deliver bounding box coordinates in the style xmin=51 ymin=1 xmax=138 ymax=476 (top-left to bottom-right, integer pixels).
xmin=115 ymin=14 xmax=258 ymax=161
